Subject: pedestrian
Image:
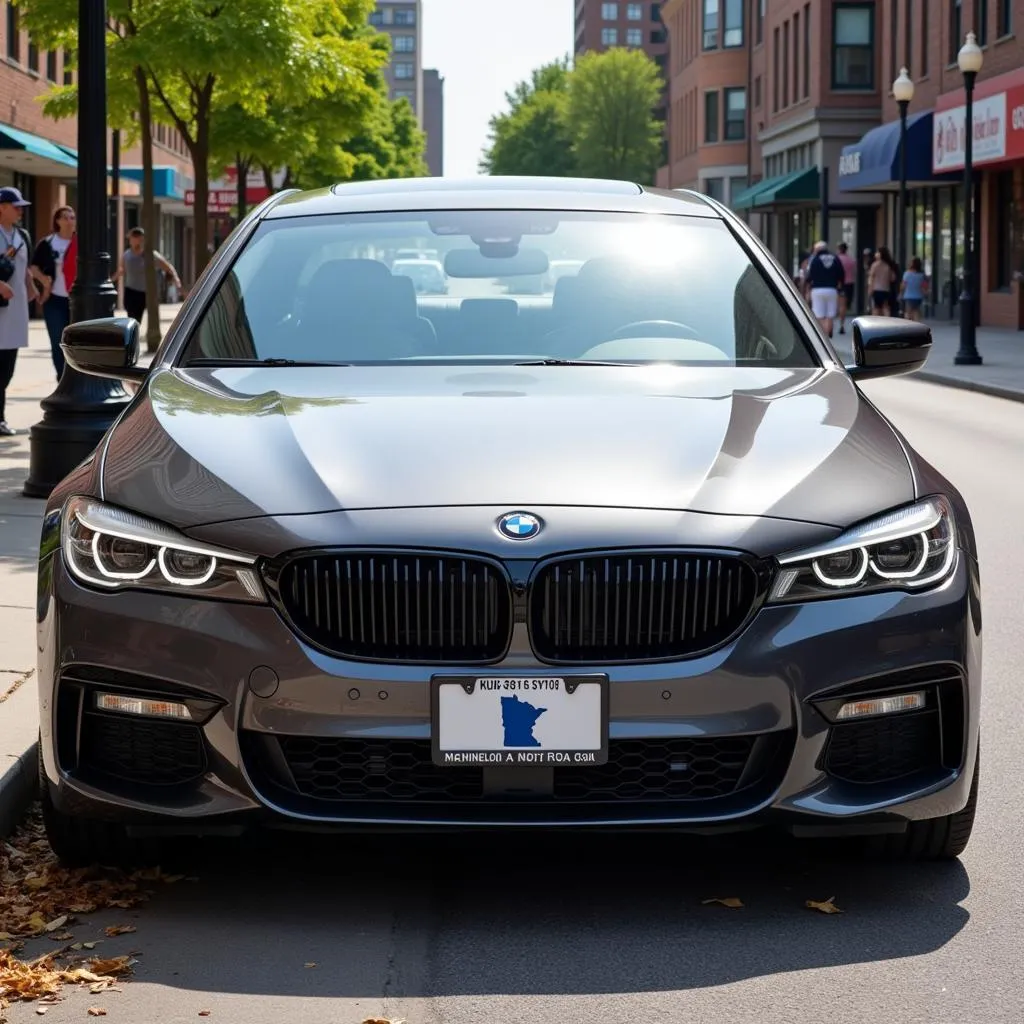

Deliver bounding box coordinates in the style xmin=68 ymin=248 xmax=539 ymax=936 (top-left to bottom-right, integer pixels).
xmin=868 ymin=247 xmax=897 ymax=315
xmin=835 ymin=241 xmax=857 ymax=334
xmin=899 ymin=256 xmax=929 ymax=321
xmin=29 ymin=205 xmax=77 ymax=380
xmin=111 ymin=226 xmax=183 ymax=330
xmin=805 ymin=239 xmax=845 ymax=338
xmin=0 ymin=186 xmax=40 ymax=437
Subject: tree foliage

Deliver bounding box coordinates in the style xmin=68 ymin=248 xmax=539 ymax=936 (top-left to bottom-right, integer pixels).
xmin=481 ymin=49 xmax=664 ymax=185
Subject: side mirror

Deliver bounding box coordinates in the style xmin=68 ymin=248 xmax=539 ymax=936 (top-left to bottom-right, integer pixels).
xmin=846 ymin=316 xmax=932 ymax=381
xmin=60 ymin=316 xmax=148 ymax=383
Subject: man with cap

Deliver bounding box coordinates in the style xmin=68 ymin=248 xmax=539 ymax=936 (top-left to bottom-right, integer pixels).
xmin=0 ymin=186 xmax=40 ymax=436
xmin=805 ymin=239 xmax=845 ymax=339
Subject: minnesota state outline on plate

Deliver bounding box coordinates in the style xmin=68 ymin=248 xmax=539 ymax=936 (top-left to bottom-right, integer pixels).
xmin=500 ymin=693 xmax=547 ymax=746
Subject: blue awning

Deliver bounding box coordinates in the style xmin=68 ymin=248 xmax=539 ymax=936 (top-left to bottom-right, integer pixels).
xmin=838 ymin=111 xmax=960 ymax=191
xmin=118 ymin=166 xmax=191 ymax=200
xmin=0 ymin=124 xmax=78 ymax=173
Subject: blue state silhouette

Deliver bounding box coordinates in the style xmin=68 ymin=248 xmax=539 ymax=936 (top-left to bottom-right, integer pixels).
xmin=500 ymin=693 xmax=547 ymax=747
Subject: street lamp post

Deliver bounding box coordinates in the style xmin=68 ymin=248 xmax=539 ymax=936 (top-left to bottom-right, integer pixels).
xmin=955 ymin=31 xmax=984 ymax=366
xmin=892 ymin=67 xmax=914 ymax=290
xmin=22 ymin=0 xmax=133 ymax=498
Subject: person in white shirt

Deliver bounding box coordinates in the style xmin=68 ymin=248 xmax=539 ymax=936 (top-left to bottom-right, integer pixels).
xmin=30 ymin=205 xmax=77 ymax=380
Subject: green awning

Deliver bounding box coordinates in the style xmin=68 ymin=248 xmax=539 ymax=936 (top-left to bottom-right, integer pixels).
xmin=0 ymin=124 xmax=77 ymax=170
xmin=733 ymin=167 xmax=820 ymax=211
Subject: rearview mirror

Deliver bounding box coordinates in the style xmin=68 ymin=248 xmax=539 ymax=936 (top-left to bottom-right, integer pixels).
xmin=60 ymin=316 xmax=148 ymax=383
xmin=846 ymin=316 xmax=931 ymax=381
xmin=444 ymin=247 xmax=550 ymax=278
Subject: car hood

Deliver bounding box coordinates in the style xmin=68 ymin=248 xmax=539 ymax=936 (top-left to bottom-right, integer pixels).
xmin=100 ymin=364 xmax=914 ymax=530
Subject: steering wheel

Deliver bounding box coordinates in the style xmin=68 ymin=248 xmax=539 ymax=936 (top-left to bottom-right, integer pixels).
xmin=610 ymin=319 xmax=698 ymax=339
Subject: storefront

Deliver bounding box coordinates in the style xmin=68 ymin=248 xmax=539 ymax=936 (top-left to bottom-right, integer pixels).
xmin=932 ymin=66 xmax=1024 ymax=329
xmin=838 ymin=111 xmax=962 ymax=320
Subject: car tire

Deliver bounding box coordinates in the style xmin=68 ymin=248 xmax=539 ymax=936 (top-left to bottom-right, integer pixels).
xmin=865 ymin=749 xmax=979 ymax=862
xmin=38 ymin=743 xmax=160 ymax=870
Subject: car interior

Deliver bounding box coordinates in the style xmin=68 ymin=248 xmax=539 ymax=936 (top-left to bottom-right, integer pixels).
xmin=185 ymin=224 xmax=815 ymax=368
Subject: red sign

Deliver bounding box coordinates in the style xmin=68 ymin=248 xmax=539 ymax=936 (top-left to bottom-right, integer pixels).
xmin=933 ymin=65 xmax=1024 ymax=172
xmin=185 ymin=189 xmax=239 ymax=209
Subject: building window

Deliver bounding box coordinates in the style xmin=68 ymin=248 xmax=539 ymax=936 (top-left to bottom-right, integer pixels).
xmin=920 ymin=0 xmax=929 ymax=75
xmin=627 ymin=3 xmax=643 ymax=19
xmin=650 ymin=26 xmax=666 ymax=43
xmin=704 ymin=90 xmax=719 ymax=142
xmin=393 ymin=34 xmax=415 ymax=52
xmin=703 ymin=0 xmax=719 ymax=49
xmin=27 ymin=37 xmax=38 ymax=72
xmin=369 ymin=10 xmax=383 ymax=26
xmin=998 ymin=0 xmax=1012 ymax=36
xmin=890 ymin=0 xmax=898 ymax=83
xmin=974 ymin=0 xmax=987 ymax=44
xmin=832 ymin=4 xmax=874 ymax=89
xmin=393 ymin=9 xmax=416 ymax=26
xmin=756 ymin=0 xmax=765 ymax=44
xmin=63 ymin=51 xmax=72 ymax=84
xmin=703 ymin=177 xmax=725 ymax=202
xmin=395 ymin=89 xmax=416 ymax=103
xmin=728 ymin=176 xmax=748 ymax=202
xmin=45 ymin=49 xmax=56 ymax=81
xmin=803 ymin=3 xmax=810 ymax=97
xmin=601 ymin=27 xmax=619 ymax=44
xmin=793 ymin=11 xmax=800 ymax=101
xmin=949 ymin=1 xmax=962 ymax=63
xmin=602 ymin=2 xmax=619 ymax=19
xmin=626 ymin=27 xmax=643 ymax=45
xmin=754 ymin=74 xmax=761 ymax=107
xmin=6 ymin=4 xmax=20 ymax=62
xmin=393 ymin=62 xmax=415 ymax=79
xmin=773 ymin=26 xmax=780 ymax=111
xmin=723 ymin=0 xmax=742 ymax=46
xmin=782 ymin=19 xmax=789 ymax=107
xmin=995 ymin=171 xmax=1015 ymax=288
xmin=651 ymin=2 xmax=662 ymax=22
xmin=724 ymin=87 xmax=746 ymax=139
xmin=904 ymin=0 xmax=913 ymax=71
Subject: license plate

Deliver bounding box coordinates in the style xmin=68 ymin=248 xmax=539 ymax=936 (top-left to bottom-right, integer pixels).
xmin=431 ymin=675 xmax=609 ymax=767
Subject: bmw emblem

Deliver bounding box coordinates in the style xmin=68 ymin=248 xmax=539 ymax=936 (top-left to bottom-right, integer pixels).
xmin=497 ymin=512 xmax=543 ymax=540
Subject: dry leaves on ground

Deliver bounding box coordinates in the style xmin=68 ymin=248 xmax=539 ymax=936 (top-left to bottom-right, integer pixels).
xmin=806 ymin=896 xmax=844 ymax=914
xmin=0 ymin=949 xmax=133 ymax=1004
xmin=701 ymin=897 xmax=744 ymax=909
xmin=362 ymin=1018 xmax=406 ymax=1024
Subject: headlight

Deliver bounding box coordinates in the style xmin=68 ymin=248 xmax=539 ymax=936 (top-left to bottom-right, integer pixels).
xmin=768 ymin=496 xmax=957 ymax=602
xmin=62 ymin=496 xmax=266 ymax=602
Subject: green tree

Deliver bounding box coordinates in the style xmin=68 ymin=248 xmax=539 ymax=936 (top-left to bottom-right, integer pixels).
xmin=480 ymin=57 xmax=576 ymax=176
xmin=566 ymin=47 xmax=664 ymax=184
xmin=14 ymin=1 xmax=173 ymax=350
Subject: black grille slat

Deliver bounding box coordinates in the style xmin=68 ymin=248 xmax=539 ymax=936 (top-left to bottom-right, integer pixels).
xmin=531 ymin=553 xmax=759 ymax=662
xmin=277 ymin=553 xmax=512 ymax=662
xmin=823 ymin=710 xmax=943 ymax=784
xmin=265 ymin=735 xmax=766 ymax=804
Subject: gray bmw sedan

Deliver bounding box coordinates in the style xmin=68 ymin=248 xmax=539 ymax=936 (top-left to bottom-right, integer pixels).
xmin=37 ymin=177 xmax=981 ymax=866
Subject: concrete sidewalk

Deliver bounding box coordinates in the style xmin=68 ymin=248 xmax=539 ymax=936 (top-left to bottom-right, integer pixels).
xmin=0 ymin=304 xmax=181 ymax=834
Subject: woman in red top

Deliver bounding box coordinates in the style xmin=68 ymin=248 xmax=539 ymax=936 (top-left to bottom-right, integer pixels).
xmin=29 ymin=205 xmax=77 ymax=381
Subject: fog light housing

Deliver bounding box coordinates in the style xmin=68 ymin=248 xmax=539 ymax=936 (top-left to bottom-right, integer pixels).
xmin=835 ymin=691 xmax=926 ymax=721
xmin=95 ymin=692 xmax=193 ymax=720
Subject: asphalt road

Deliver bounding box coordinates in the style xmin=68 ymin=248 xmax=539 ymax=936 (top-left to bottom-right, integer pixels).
xmin=8 ymin=377 xmax=1023 ymax=1024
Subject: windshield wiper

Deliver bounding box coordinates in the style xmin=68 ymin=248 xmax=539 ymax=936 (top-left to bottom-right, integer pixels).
xmin=514 ymin=358 xmax=635 ymax=366
xmin=185 ymin=357 xmax=354 ymax=367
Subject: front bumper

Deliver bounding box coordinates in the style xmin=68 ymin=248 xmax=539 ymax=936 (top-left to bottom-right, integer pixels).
xmin=38 ymin=549 xmax=981 ymax=836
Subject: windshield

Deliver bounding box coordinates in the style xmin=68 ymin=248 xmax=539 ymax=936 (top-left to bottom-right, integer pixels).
xmin=182 ymin=210 xmax=817 ymax=367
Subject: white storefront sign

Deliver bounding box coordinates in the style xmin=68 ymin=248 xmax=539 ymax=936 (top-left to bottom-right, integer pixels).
xmin=932 ymin=92 xmax=1008 ymax=172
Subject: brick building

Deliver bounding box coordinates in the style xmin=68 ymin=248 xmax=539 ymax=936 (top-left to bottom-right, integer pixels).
xmin=838 ymin=0 xmax=1024 ymax=328
xmin=575 ymin=1 xmax=670 ymax=169
xmin=658 ymin=0 xmax=752 ymax=205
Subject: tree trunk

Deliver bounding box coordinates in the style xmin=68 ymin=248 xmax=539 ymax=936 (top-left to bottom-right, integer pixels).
xmin=236 ymin=153 xmax=249 ymax=221
xmin=190 ymin=93 xmax=212 ymax=285
xmin=261 ymin=165 xmax=274 ymax=194
xmin=134 ymin=66 xmax=163 ymax=354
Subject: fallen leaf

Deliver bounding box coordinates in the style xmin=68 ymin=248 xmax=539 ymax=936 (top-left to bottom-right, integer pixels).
xmin=43 ymin=916 xmax=68 ymax=933
xmin=103 ymin=925 xmax=136 ymax=937
xmin=304 ymin=962 xmax=317 ymax=968
xmin=87 ymin=1008 xmax=107 ymax=1017
xmin=82 ymin=943 xmax=99 ymax=950
xmin=35 ymin=1008 xmax=48 ymax=1015
xmin=48 ymin=932 xmax=73 ymax=942
xmin=806 ymin=896 xmax=843 ymax=914
xmin=198 ymin=1011 xmax=211 ymax=1017
xmin=87 ymin=957 xmax=133 ymax=977
xmin=362 ymin=1019 xmax=406 ymax=1024
xmin=701 ymin=897 xmax=744 ymax=908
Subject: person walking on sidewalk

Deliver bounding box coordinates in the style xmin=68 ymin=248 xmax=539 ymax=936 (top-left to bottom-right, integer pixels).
xmin=29 ymin=205 xmax=77 ymax=380
xmin=805 ymin=240 xmax=845 ymax=339
xmin=0 ymin=187 xmax=40 ymax=437
xmin=835 ymin=242 xmax=857 ymax=335
xmin=111 ymin=226 xmax=183 ymax=329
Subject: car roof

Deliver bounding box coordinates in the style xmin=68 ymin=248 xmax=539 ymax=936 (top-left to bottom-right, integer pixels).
xmin=262 ymin=176 xmax=721 ymax=220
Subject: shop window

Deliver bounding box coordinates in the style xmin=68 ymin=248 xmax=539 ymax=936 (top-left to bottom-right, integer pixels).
xmin=994 ymin=171 xmax=1015 ymax=289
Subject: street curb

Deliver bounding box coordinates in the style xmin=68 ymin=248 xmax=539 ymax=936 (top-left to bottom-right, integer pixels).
xmin=913 ymin=371 xmax=1024 ymax=404
xmin=0 ymin=739 xmax=38 ymax=839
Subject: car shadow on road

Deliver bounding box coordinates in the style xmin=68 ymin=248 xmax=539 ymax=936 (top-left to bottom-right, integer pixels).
xmin=62 ymin=829 xmax=971 ymax=999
